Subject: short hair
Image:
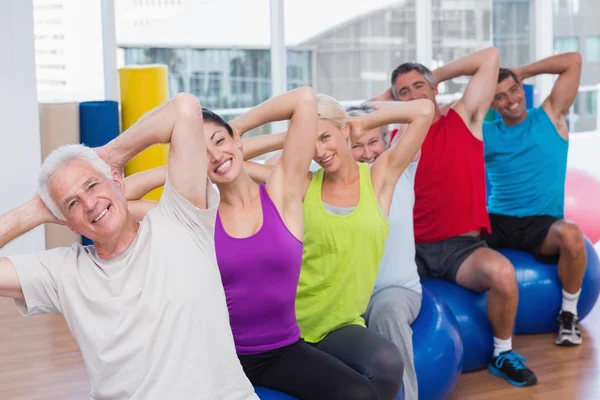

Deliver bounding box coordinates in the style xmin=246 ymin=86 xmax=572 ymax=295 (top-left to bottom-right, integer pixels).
xmin=345 ymin=104 xmax=390 ymax=149
xmin=498 ymin=68 xmax=519 ymax=84
xmin=38 ymin=144 xmax=112 ymax=220
xmin=390 ymin=62 xmax=435 ymax=99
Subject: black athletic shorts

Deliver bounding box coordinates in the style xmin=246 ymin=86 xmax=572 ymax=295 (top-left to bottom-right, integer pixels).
xmin=416 ymin=236 xmax=488 ymax=283
xmin=483 ymin=213 xmax=560 ymax=264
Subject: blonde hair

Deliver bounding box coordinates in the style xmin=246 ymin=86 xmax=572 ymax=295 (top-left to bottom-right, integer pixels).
xmin=317 ymin=94 xmax=348 ymax=130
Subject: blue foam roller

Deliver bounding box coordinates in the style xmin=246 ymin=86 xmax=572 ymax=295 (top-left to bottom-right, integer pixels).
xmin=422 ymin=279 xmax=493 ymax=372
xmin=79 ymin=100 xmax=120 ymax=246
xmin=80 ymin=101 xmax=120 ymax=148
xmin=412 ymin=287 xmax=463 ymax=400
xmin=500 ymin=237 xmax=600 ymax=334
xmin=254 ymin=387 xmax=297 ymax=400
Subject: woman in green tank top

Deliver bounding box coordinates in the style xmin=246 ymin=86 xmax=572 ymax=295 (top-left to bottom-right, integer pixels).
xmin=244 ymin=94 xmax=434 ymax=400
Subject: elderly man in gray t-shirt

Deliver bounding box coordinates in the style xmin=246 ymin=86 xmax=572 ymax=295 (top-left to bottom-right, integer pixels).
xmin=0 ymin=94 xmax=258 ymax=400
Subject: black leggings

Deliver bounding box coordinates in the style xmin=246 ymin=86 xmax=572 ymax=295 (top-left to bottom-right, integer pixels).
xmin=311 ymin=325 xmax=405 ymax=400
xmin=238 ymin=339 xmax=380 ymax=400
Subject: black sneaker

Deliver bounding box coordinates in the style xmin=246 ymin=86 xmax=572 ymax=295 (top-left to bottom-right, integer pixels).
xmin=556 ymin=310 xmax=582 ymax=346
xmin=489 ymin=350 xmax=537 ymax=387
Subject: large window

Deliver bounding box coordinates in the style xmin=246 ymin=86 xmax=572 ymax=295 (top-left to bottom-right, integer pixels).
xmin=587 ymin=91 xmax=598 ymax=117
xmin=297 ymin=0 xmax=418 ymax=101
xmin=493 ymin=0 xmax=532 ymax=68
xmin=554 ymin=0 xmax=599 ymax=132
xmin=554 ymin=37 xmax=579 ymax=53
xmin=433 ymin=0 xmax=493 ymax=96
xmin=122 ymin=47 xmax=311 ymax=110
xmin=585 ymin=36 xmax=600 ymax=62
xmin=553 ymin=0 xmax=580 ymax=16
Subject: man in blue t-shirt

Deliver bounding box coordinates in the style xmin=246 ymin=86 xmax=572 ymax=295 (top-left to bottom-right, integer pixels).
xmin=483 ymin=52 xmax=585 ymax=346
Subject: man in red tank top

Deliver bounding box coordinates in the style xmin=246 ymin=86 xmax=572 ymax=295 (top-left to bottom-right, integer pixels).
xmin=371 ymin=47 xmax=537 ymax=387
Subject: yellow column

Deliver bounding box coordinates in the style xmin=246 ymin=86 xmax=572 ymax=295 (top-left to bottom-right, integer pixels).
xmin=119 ymin=64 xmax=169 ymax=200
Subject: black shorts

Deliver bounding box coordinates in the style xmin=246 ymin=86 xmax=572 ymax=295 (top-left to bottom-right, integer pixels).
xmin=483 ymin=213 xmax=560 ymax=264
xmin=416 ymin=236 xmax=488 ymax=283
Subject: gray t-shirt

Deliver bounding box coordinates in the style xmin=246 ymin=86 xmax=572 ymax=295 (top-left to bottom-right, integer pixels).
xmin=373 ymin=158 xmax=422 ymax=294
xmin=8 ymin=176 xmax=258 ymax=400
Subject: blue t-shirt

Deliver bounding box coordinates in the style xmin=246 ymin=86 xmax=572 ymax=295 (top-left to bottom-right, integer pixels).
xmin=483 ymin=107 xmax=568 ymax=219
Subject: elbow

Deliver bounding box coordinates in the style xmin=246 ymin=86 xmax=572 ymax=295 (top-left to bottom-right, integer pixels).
xmin=418 ymin=98 xmax=435 ymax=120
xmin=571 ymin=52 xmax=583 ymax=68
xmin=485 ymin=46 xmax=501 ymax=69
xmin=295 ymin=86 xmax=317 ymax=105
xmin=172 ymin=92 xmax=203 ymax=120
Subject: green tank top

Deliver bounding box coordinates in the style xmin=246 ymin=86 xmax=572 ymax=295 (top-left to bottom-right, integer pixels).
xmin=296 ymin=162 xmax=389 ymax=343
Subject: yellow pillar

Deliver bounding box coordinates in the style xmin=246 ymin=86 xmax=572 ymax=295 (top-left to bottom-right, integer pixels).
xmin=119 ymin=64 xmax=169 ymax=200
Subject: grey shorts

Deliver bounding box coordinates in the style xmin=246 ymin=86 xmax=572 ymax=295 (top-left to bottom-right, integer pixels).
xmin=415 ymin=236 xmax=488 ymax=283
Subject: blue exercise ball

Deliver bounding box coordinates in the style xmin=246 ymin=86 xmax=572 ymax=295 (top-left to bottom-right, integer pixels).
xmin=412 ymin=287 xmax=464 ymax=399
xmin=422 ymin=279 xmax=493 ymax=372
xmin=254 ymin=387 xmax=297 ymax=400
xmin=499 ymin=237 xmax=600 ymax=334
xmin=397 ymin=384 xmax=405 ymax=400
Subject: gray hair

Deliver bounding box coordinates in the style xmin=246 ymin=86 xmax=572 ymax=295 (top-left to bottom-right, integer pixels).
xmin=345 ymin=104 xmax=390 ymax=149
xmin=390 ymin=62 xmax=435 ymax=100
xmin=38 ymin=144 xmax=112 ymax=220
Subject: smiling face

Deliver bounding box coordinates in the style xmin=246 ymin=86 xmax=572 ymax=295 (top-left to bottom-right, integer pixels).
xmin=203 ymin=120 xmax=244 ymax=185
xmin=492 ymin=76 xmax=528 ymax=124
xmin=314 ymin=119 xmax=350 ymax=173
xmin=393 ymin=69 xmax=437 ymax=103
xmin=50 ymin=160 xmax=128 ymax=242
xmin=351 ymin=128 xmax=386 ymax=164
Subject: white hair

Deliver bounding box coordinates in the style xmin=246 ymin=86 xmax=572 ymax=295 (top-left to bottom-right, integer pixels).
xmin=38 ymin=144 xmax=112 ymax=220
xmin=345 ymin=105 xmax=390 ymax=148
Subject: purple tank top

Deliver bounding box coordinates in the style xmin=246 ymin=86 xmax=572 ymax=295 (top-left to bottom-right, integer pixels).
xmin=215 ymin=184 xmax=302 ymax=355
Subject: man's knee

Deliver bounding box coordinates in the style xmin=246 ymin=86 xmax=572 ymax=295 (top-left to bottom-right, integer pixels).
xmin=556 ymin=222 xmax=586 ymax=256
xmin=488 ymin=255 xmax=518 ymax=295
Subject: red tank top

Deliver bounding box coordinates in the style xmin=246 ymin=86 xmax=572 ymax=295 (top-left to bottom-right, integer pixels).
xmin=413 ymin=108 xmax=490 ymax=243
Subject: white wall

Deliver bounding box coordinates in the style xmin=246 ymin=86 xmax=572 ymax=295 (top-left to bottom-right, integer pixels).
xmin=0 ymin=0 xmax=45 ymax=255
xmin=568 ymin=133 xmax=600 ymax=179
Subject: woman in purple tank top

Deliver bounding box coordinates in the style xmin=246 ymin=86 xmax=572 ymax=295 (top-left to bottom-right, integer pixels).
xmin=123 ymin=88 xmax=380 ymax=400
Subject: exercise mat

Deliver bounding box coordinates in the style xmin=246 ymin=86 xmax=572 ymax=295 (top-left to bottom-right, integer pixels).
xmin=39 ymin=102 xmax=82 ymax=249
xmin=119 ymin=64 xmax=170 ymax=200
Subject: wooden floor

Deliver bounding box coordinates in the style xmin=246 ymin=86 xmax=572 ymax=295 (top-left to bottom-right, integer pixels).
xmin=1 ymin=297 xmax=598 ymax=400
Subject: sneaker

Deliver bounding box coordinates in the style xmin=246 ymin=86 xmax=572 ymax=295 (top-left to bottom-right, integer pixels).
xmin=489 ymin=350 xmax=537 ymax=387
xmin=556 ymin=310 xmax=582 ymax=346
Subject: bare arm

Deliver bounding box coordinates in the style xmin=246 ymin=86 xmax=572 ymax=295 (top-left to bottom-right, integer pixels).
xmin=122 ymin=168 xmax=164 ymax=220
xmin=231 ymin=87 xmax=317 ymax=205
xmin=517 ymin=52 xmax=582 ymax=138
xmin=244 ymin=161 xmax=313 ymax=201
xmin=100 ymin=93 xmax=209 ymax=209
xmin=128 ymin=200 xmax=159 ymax=221
xmin=244 ymin=161 xmax=274 ymax=184
xmin=242 ymin=132 xmax=287 ymax=161
xmin=366 ymin=100 xmax=435 ymax=214
xmin=433 ymin=46 xmax=500 ymax=138
xmin=0 ymin=197 xmax=59 ymax=299
xmin=124 ymin=166 xmax=168 ymax=201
